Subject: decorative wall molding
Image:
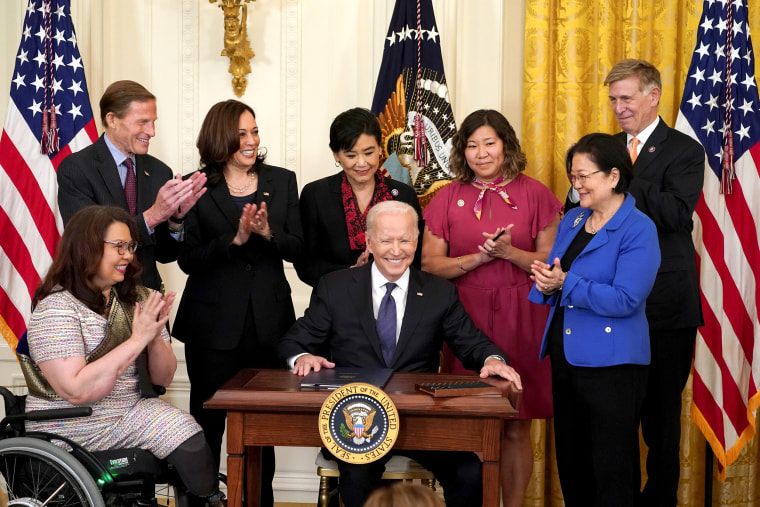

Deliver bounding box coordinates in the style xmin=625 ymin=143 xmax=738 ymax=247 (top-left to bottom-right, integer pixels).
xmin=181 ymin=0 xmax=199 ymax=175
xmin=281 ymin=0 xmax=301 ymax=177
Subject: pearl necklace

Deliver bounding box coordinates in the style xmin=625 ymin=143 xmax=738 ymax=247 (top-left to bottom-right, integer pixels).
xmin=225 ymin=172 xmax=256 ymax=194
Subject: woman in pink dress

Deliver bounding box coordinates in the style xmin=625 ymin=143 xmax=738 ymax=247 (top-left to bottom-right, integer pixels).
xmin=422 ymin=110 xmax=561 ymax=507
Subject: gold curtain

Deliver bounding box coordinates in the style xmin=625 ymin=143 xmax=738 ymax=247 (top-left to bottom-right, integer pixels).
xmin=521 ymin=1 xmax=760 ymax=505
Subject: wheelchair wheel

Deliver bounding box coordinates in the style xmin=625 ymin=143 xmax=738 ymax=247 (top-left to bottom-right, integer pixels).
xmin=0 ymin=437 xmax=105 ymax=507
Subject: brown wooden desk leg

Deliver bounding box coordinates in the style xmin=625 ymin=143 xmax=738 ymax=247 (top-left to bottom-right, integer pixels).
xmin=226 ymin=412 xmax=245 ymax=507
xmin=482 ymin=460 xmax=499 ymax=507
xmin=482 ymin=418 xmax=502 ymax=507
xmin=246 ymin=446 xmax=263 ymax=507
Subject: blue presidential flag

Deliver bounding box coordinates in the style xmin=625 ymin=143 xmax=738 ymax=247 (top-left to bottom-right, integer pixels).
xmin=371 ymin=0 xmax=455 ymax=207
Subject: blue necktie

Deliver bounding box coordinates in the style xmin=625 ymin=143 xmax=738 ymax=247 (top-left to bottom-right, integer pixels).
xmin=377 ymin=282 xmax=397 ymax=366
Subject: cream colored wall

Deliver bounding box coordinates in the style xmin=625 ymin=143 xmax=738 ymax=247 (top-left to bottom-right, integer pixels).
xmin=0 ymin=0 xmax=524 ymax=501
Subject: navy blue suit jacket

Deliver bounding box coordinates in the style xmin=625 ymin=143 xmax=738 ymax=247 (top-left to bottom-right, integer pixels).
xmin=279 ymin=263 xmax=506 ymax=372
xmin=57 ymin=135 xmax=178 ymax=291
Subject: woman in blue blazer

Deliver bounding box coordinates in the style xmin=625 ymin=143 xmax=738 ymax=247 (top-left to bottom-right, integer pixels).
xmin=529 ymin=133 xmax=660 ymax=507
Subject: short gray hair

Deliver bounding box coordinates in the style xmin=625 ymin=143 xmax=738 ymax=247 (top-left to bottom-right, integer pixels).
xmin=604 ymin=59 xmax=661 ymax=97
xmin=366 ymin=200 xmax=419 ymax=238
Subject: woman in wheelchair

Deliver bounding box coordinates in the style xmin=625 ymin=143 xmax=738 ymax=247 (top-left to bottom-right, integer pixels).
xmin=15 ymin=205 xmax=225 ymax=506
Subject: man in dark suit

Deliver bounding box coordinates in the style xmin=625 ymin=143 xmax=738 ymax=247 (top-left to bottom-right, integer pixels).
xmin=605 ymin=59 xmax=705 ymax=506
xmin=57 ymin=80 xmax=207 ymax=292
xmin=279 ymin=200 xmax=521 ymax=507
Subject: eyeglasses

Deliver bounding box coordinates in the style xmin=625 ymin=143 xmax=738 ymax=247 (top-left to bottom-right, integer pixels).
xmin=104 ymin=240 xmax=139 ymax=255
xmin=568 ymin=170 xmax=602 ymax=184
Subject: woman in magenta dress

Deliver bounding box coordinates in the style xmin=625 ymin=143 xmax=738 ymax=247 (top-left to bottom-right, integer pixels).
xmin=422 ymin=109 xmax=561 ymax=507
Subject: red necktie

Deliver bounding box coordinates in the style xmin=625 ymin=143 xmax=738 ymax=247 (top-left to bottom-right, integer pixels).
xmin=123 ymin=157 xmax=137 ymax=216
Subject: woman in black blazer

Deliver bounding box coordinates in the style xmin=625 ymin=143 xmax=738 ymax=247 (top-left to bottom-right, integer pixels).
xmin=294 ymin=107 xmax=421 ymax=288
xmin=173 ymin=100 xmax=303 ymax=507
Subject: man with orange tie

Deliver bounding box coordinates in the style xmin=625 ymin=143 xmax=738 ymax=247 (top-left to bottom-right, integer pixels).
xmin=606 ymin=59 xmax=705 ymax=506
xmin=57 ymin=80 xmax=206 ymax=292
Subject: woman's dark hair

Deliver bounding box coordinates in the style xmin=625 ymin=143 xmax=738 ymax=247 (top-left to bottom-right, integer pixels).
xmin=329 ymin=107 xmax=382 ymax=153
xmin=33 ymin=205 xmax=142 ymax=313
xmin=565 ymin=133 xmax=632 ymax=194
xmin=197 ymin=100 xmax=267 ymax=185
xmin=449 ymin=109 xmax=526 ymax=183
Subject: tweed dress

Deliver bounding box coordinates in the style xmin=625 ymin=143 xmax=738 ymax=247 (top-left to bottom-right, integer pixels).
xmin=25 ymin=290 xmax=201 ymax=459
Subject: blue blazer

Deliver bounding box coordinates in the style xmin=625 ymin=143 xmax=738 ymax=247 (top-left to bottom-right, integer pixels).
xmin=528 ymin=194 xmax=660 ymax=367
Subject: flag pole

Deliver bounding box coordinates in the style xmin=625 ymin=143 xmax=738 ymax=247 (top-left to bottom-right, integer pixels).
xmin=703 ymin=444 xmax=713 ymax=507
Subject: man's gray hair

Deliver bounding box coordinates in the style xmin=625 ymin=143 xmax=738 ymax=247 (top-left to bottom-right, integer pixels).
xmin=604 ymin=59 xmax=661 ymax=97
xmin=366 ymin=200 xmax=419 ymax=238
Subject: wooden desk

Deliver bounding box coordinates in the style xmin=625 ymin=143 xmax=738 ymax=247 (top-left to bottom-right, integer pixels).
xmin=205 ymin=369 xmax=520 ymax=507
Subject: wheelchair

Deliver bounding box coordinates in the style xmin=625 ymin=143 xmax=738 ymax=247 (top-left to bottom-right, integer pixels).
xmin=0 ymin=385 xmax=225 ymax=507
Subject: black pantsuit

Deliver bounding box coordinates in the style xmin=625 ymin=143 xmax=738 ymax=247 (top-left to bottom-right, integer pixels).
xmin=550 ymin=332 xmax=647 ymax=507
xmin=174 ymin=163 xmax=303 ymax=507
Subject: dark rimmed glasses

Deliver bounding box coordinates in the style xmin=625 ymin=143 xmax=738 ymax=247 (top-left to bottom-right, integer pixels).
xmin=104 ymin=240 xmax=139 ymax=255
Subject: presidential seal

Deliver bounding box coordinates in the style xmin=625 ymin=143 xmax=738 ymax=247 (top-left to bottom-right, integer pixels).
xmin=318 ymin=382 xmax=399 ymax=464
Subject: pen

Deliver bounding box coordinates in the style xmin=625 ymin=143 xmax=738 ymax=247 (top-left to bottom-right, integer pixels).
xmin=492 ymin=229 xmax=506 ymax=241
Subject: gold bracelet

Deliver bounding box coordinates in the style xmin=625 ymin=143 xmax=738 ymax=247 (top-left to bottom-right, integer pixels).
xmin=457 ymin=256 xmax=468 ymax=272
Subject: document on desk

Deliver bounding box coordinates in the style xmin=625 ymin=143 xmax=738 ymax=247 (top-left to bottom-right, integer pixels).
xmin=299 ymin=367 xmax=394 ymax=390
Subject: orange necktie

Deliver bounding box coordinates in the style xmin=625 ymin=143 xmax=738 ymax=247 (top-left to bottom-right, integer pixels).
xmin=628 ymin=137 xmax=639 ymax=163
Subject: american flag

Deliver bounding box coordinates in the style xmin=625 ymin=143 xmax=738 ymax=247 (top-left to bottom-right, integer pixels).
xmin=0 ymin=0 xmax=97 ymax=352
xmin=674 ymin=0 xmax=760 ymax=479
xmin=371 ymin=0 xmax=455 ymax=209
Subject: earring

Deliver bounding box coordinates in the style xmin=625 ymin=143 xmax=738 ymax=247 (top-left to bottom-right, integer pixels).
xmin=335 ymin=161 xmax=340 ymax=167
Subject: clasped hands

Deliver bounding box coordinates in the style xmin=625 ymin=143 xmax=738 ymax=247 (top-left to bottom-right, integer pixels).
xmin=233 ymin=202 xmax=272 ymax=245
xmin=530 ymin=257 xmax=565 ymax=294
xmin=132 ymin=291 xmax=175 ymax=346
xmin=145 ymin=172 xmax=208 ymax=229
xmin=477 ymin=225 xmax=514 ymax=263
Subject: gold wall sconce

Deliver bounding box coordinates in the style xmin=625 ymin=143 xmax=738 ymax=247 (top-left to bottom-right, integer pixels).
xmin=210 ymin=0 xmax=256 ymax=97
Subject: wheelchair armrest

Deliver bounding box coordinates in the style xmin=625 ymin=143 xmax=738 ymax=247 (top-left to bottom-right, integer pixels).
xmin=24 ymin=406 xmax=93 ymax=421
xmin=1 ymin=406 xmax=92 ymax=437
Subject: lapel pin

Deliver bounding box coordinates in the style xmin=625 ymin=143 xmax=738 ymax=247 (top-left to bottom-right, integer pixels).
xmin=143 ymin=170 xmax=149 ymax=176
xmin=391 ymin=189 xmax=399 ymax=196
xmin=457 ymin=199 xmax=465 ymax=207
xmin=648 ymin=146 xmax=655 ymax=153
xmin=263 ymin=191 xmax=270 ymax=196
xmin=417 ymin=292 xmax=423 ymax=296
xmin=573 ymin=211 xmax=584 ymax=229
